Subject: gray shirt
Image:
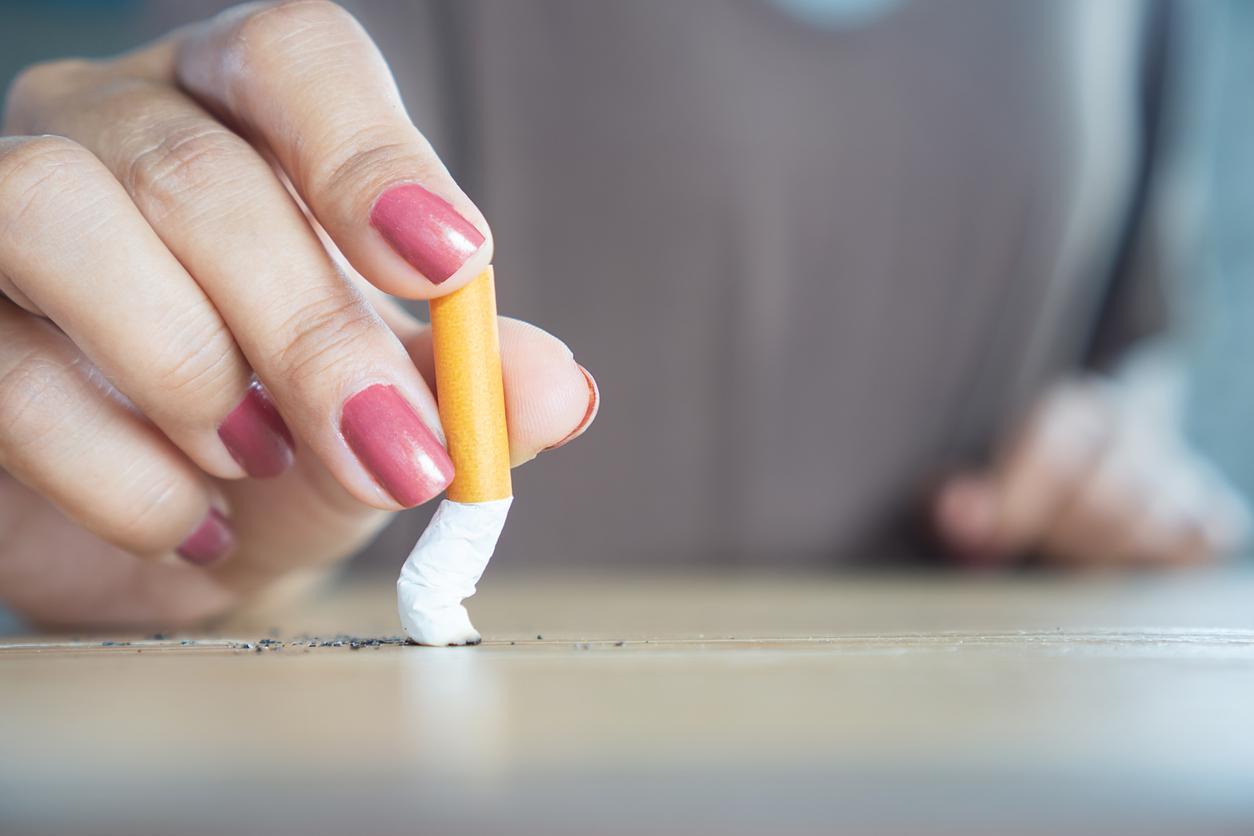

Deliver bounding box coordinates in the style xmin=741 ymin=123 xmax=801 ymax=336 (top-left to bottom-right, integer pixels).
xmin=356 ymin=0 xmax=1179 ymax=569
xmin=136 ymin=1 xmax=1189 ymax=567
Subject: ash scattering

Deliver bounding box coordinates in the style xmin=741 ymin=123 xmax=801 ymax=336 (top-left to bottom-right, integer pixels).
xmin=234 ymin=635 xmax=415 ymax=652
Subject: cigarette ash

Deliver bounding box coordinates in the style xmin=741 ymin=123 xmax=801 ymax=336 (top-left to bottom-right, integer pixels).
xmin=294 ymin=635 xmax=412 ymax=651
xmin=81 ymin=635 xmax=417 ymax=653
xmin=227 ymin=635 xmax=415 ymax=652
xmin=74 ymin=634 xmax=638 ymax=653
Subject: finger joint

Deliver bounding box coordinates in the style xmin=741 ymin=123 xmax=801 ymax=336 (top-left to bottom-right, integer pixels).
xmin=272 ymin=289 xmax=380 ymax=387
xmin=121 ymin=121 xmax=254 ymax=214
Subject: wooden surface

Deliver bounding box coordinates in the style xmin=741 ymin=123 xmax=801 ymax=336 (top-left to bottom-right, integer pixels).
xmin=3 ymin=571 xmax=1254 ymax=835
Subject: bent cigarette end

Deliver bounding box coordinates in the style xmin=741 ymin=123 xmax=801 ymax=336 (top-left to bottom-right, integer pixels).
xmin=397 ymin=497 xmax=513 ymax=646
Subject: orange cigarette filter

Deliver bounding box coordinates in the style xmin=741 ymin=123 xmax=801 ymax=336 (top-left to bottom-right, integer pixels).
xmin=429 ymin=266 xmax=512 ymax=503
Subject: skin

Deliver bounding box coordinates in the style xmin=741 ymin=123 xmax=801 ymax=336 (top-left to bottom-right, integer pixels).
xmin=933 ymin=378 xmax=1250 ymax=571
xmin=0 ymin=1 xmax=593 ymax=629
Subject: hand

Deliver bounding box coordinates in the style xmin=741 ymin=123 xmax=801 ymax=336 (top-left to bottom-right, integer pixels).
xmin=933 ymin=378 xmax=1248 ymax=570
xmin=0 ymin=1 xmax=598 ymax=628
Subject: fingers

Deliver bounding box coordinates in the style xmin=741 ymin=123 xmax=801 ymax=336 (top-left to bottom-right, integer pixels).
xmin=407 ymin=317 xmax=599 ymax=467
xmin=934 ymin=382 xmax=1112 ymax=563
xmin=2 ymin=3 xmax=579 ymax=529
xmin=0 ymin=299 xmax=231 ymax=564
xmin=986 ymin=382 xmax=1115 ymax=557
xmin=177 ymin=0 xmax=492 ymax=298
xmin=0 ymin=135 xmax=260 ymax=480
xmin=1039 ymin=440 xmax=1152 ymax=568
xmin=934 ymin=380 xmax=1250 ymax=570
xmin=1112 ymin=442 xmax=1251 ymax=568
xmin=1040 ymin=431 xmax=1244 ymax=569
xmin=11 ymin=70 xmax=455 ymax=508
xmin=0 ymin=478 xmax=238 ymax=629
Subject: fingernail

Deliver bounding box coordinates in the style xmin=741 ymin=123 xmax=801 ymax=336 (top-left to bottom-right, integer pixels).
xmin=218 ymin=382 xmax=295 ymax=478
xmin=340 ymin=383 xmax=454 ymax=506
xmin=546 ymin=365 xmax=600 ymax=452
xmin=370 ymin=183 xmax=486 ymax=284
xmin=177 ymin=509 xmax=235 ymax=566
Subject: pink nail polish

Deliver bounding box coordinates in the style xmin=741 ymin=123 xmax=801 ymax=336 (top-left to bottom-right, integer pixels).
xmin=218 ymin=382 xmax=295 ymax=478
xmin=370 ymin=183 xmax=486 ymax=284
xmin=177 ymin=509 xmax=235 ymax=566
xmin=546 ymin=365 xmax=600 ymax=452
xmin=340 ymin=383 xmax=454 ymax=506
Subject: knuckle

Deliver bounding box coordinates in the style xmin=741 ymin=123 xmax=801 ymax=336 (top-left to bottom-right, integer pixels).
xmin=0 ymin=134 xmax=95 ymax=191
xmin=232 ymin=0 xmax=359 ymax=64
xmin=0 ymin=136 xmax=103 ymax=237
xmin=146 ymin=313 xmax=241 ymax=403
xmin=121 ymin=120 xmax=252 ymax=211
xmin=272 ymin=290 xmax=380 ymax=385
xmin=309 ymin=125 xmax=422 ymax=208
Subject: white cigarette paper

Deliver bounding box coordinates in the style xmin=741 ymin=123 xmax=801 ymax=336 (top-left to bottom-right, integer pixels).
xmin=397 ymin=497 xmax=513 ymax=646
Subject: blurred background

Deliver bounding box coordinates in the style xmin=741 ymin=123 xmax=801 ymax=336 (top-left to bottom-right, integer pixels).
xmin=2 ymin=0 xmax=1253 ymax=574
xmin=4 ymin=6 xmax=1254 ymax=834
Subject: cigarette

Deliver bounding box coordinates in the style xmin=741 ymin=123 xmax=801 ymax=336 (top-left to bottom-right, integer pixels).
xmin=397 ymin=267 xmax=512 ymax=646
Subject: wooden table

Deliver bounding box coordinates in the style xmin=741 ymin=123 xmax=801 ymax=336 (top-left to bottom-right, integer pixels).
xmin=3 ymin=571 xmax=1254 ymax=835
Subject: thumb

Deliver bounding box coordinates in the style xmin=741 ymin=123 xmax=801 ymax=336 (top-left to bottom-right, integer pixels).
xmin=933 ymin=474 xmax=1005 ymax=566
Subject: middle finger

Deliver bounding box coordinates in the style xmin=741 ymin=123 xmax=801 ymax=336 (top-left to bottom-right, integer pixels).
xmin=15 ymin=63 xmax=454 ymax=509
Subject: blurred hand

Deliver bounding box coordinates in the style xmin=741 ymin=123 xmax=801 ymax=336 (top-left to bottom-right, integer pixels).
xmin=0 ymin=1 xmax=597 ymax=628
xmin=933 ymin=378 xmax=1249 ymax=570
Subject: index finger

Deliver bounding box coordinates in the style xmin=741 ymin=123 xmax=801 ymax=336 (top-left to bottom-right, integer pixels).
xmin=176 ymin=0 xmax=492 ymax=298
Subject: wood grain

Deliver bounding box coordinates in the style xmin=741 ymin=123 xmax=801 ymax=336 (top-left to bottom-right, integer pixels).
xmin=3 ymin=571 xmax=1253 ymax=835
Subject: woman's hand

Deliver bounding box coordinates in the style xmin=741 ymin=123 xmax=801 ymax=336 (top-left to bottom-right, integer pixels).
xmin=0 ymin=1 xmax=597 ymax=628
xmin=933 ymin=377 xmax=1248 ymax=570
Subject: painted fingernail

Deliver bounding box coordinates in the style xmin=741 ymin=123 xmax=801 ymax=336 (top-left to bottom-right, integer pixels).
xmin=370 ymin=183 xmax=486 ymax=284
xmin=177 ymin=509 xmax=235 ymax=566
xmin=218 ymin=382 xmax=295 ymax=478
xmin=546 ymin=365 xmax=600 ymax=452
xmin=341 ymin=383 xmax=455 ymax=506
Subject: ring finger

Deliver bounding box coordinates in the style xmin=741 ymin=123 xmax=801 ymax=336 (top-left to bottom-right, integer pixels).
xmin=11 ymin=59 xmax=453 ymax=508
xmin=0 ymin=296 xmax=228 ymax=563
xmin=0 ymin=134 xmax=264 ymax=480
